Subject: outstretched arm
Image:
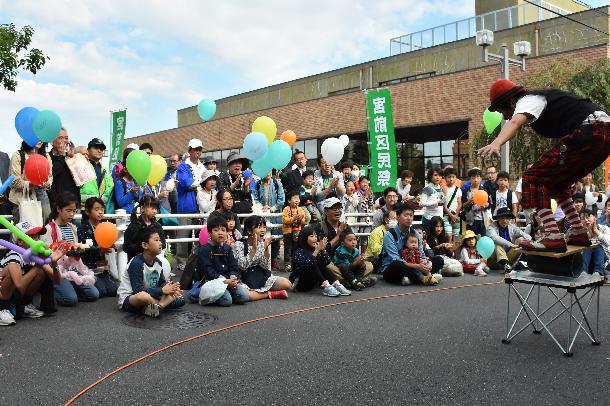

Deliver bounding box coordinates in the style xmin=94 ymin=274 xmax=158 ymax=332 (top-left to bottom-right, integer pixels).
xmin=478 ymin=113 xmax=530 ymax=158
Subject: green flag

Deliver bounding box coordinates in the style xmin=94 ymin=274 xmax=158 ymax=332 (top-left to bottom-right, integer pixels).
xmin=366 ymin=89 xmax=397 ymax=193
xmin=109 ymin=110 xmax=127 ymax=169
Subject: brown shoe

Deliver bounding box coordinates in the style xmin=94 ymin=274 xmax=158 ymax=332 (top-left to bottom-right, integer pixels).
xmin=566 ymin=230 xmax=592 ymax=246
xmin=519 ymin=236 xmax=567 ymax=252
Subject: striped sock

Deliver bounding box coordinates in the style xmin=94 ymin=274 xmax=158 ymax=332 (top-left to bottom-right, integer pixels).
xmin=557 ymin=197 xmax=585 ymax=233
xmin=538 ymin=208 xmax=562 ymax=239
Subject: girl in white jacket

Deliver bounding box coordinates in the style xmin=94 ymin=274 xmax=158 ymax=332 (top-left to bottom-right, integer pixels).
xmin=197 ymin=171 xmax=218 ymax=216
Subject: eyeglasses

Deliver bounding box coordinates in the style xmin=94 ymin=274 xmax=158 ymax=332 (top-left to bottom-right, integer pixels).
xmin=222 ymin=197 xmax=234 ymax=201
xmin=487 ymin=171 xmax=496 ymax=175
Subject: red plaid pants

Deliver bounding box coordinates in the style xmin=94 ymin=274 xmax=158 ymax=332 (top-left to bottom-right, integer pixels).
xmin=521 ymin=121 xmax=610 ymax=209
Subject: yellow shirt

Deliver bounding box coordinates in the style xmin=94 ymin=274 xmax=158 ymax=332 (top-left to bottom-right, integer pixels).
xmin=365 ymin=225 xmax=387 ymax=259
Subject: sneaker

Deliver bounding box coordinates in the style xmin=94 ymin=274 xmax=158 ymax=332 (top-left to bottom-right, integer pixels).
xmin=362 ymin=276 xmax=377 ymax=287
xmin=351 ymin=278 xmax=364 ymax=291
xmin=519 ymin=236 xmax=567 ymax=252
xmin=401 ymin=276 xmax=412 ymax=286
xmin=565 ymin=230 xmax=592 ymax=246
xmin=432 ymin=273 xmax=443 ymax=282
xmin=334 ymin=282 xmax=352 ymax=296
xmin=23 ymin=304 xmax=44 ymax=319
xmin=322 ymin=285 xmax=341 ymax=297
xmin=284 ymin=263 xmax=292 ymax=273
xmin=268 ymin=289 xmax=288 ymax=299
xmin=474 ymin=268 xmax=488 ymax=277
xmin=0 ymin=309 xmax=16 ymax=326
xmin=143 ymin=303 xmax=161 ymax=318
xmin=503 ymin=263 xmax=513 ymax=273
xmin=423 ymin=275 xmax=439 ymax=286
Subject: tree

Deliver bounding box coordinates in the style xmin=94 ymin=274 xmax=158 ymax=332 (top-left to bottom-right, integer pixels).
xmin=470 ymin=58 xmax=610 ymax=186
xmin=0 ymin=23 xmax=49 ymax=92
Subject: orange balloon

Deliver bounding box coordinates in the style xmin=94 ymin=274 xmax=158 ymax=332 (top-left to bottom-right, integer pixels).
xmin=280 ymin=130 xmax=296 ymax=146
xmin=94 ymin=221 xmax=119 ymax=249
xmin=473 ymin=190 xmax=489 ymax=206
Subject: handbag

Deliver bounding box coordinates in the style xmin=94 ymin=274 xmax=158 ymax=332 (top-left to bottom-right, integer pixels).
xmin=19 ymin=183 xmax=43 ymax=227
xmin=242 ymin=265 xmax=271 ymax=289
xmin=159 ymin=206 xmax=179 ymax=226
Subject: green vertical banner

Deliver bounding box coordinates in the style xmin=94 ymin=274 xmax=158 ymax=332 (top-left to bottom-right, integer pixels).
xmin=366 ymin=89 xmax=397 ymax=193
xmin=109 ymin=110 xmax=127 ymax=169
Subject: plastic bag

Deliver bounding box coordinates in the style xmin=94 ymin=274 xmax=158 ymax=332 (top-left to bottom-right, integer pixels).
xmin=66 ymin=153 xmax=96 ymax=187
xmin=199 ymin=277 xmax=227 ymax=305
xmin=19 ymin=182 xmax=43 ymax=227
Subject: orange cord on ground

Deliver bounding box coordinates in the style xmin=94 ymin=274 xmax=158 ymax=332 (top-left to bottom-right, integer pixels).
xmin=65 ymin=281 xmax=501 ymax=405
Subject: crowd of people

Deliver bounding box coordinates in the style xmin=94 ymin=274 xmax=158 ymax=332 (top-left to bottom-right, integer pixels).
xmin=1 ymin=128 xmax=609 ymax=324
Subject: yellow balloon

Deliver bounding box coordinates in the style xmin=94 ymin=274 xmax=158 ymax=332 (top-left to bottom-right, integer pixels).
xmin=551 ymin=199 xmax=557 ymax=214
xmin=252 ymin=116 xmax=277 ymax=144
xmin=148 ymin=154 xmax=168 ymax=186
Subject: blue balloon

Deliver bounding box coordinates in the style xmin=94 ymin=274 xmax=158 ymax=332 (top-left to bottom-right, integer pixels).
xmin=15 ymin=107 xmax=40 ymax=147
xmin=268 ymin=140 xmax=292 ymax=170
xmin=476 ymin=236 xmax=495 ymax=259
xmin=32 ymin=110 xmax=62 ymax=142
xmin=197 ymin=98 xmax=216 ymax=121
xmin=252 ymin=155 xmax=273 ymax=178
xmin=243 ymin=132 xmax=269 ymax=161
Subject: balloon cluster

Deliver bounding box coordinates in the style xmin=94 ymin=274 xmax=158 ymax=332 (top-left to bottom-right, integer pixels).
xmin=125 ymin=150 xmax=167 ymax=187
xmin=320 ymin=135 xmax=349 ymax=165
xmin=15 ymin=107 xmax=63 ymax=147
xmin=243 ymin=116 xmax=296 ymax=177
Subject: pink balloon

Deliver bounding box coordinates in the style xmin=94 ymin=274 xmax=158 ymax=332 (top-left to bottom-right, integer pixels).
xmin=199 ymin=228 xmax=209 ymax=245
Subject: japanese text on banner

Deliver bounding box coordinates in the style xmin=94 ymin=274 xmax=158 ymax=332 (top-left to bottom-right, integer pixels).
xmin=109 ymin=110 xmax=127 ymax=169
xmin=367 ymin=89 xmax=397 ymax=193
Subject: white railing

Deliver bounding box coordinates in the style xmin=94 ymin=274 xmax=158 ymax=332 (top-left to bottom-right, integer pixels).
xmin=389 ymin=1 xmax=571 ymax=55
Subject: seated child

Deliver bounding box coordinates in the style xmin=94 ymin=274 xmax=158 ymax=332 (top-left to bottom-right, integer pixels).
xmin=333 ymin=231 xmax=376 ymax=290
xmin=401 ymin=233 xmax=439 ymax=285
xmin=365 ymin=209 xmax=397 ymax=271
xmin=116 ymin=227 xmax=184 ymax=317
xmin=77 ymin=197 xmax=119 ymax=298
xmin=196 ymin=216 xmax=249 ymax=306
xmin=283 ymin=191 xmax=307 ymax=272
xmin=458 ymin=230 xmax=490 ymax=276
xmin=223 ymin=212 xmax=242 ymax=246
xmin=0 ymin=222 xmax=65 ymax=325
xmin=299 ymin=170 xmax=322 ymax=224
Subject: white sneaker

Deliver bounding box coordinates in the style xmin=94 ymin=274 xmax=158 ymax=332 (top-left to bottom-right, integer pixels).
xmin=474 ymin=268 xmax=488 ymax=277
xmin=144 ymin=303 xmax=161 ymax=318
xmin=401 ymin=276 xmax=412 ymax=286
xmin=333 ymin=282 xmax=352 ymax=296
xmin=432 ymin=273 xmax=443 ymax=282
xmin=0 ymin=309 xmax=16 ymax=326
xmin=24 ymin=304 xmax=44 ymax=318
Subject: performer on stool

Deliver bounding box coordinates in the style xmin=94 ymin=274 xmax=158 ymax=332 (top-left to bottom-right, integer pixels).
xmin=479 ymin=79 xmax=610 ymax=252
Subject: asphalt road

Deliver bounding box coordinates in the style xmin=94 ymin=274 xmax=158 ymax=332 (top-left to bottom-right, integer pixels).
xmin=1 ymin=272 xmax=609 ymax=406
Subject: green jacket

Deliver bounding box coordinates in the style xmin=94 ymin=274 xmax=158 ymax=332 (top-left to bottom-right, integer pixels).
xmin=80 ymin=161 xmax=113 ymax=209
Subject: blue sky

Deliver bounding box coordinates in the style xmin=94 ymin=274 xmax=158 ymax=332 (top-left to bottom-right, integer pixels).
xmin=0 ymin=0 xmax=607 ymax=155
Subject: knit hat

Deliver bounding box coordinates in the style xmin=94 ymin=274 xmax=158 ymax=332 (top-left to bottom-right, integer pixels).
xmin=489 ymin=79 xmax=526 ymax=112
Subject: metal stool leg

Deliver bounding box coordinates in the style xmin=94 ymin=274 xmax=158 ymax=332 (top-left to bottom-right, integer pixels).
xmin=533 ymin=285 xmax=541 ymax=334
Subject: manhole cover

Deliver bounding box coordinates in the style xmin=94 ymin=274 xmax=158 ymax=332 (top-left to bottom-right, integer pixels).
xmin=122 ymin=310 xmax=218 ymax=330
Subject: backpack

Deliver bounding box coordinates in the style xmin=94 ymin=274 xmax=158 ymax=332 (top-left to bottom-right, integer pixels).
xmin=180 ymin=245 xmax=201 ymax=291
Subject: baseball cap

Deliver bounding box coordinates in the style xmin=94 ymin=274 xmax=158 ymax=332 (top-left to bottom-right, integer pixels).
xmin=188 ymin=138 xmax=203 ymax=149
xmin=87 ymin=138 xmax=106 ymax=150
xmin=322 ymin=197 xmax=342 ymax=209
xmin=14 ymin=221 xmax=47 ymax=241
xmin=125 ymin=143 xmax=139 ymax=150
xmin=203 ymin=155 xmax=217 ymax=164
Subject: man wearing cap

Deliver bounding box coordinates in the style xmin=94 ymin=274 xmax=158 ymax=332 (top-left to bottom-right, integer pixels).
xmin=479 ymin=79 xmax=610 ymax=252
xmin=175 ymin=139 xmax=206 ymax=265
xmin=79 ymin=138 xmax=113 ymax=210
xmin=218 ymin=151 xmax=252 ymax=214
xmin=486 ymin=207 xmax=531 ymax=272
xmin=49 ymin=128 xmax=80 ymax=209
xmin=203 ymin=156 xmax=220 ymax=177
xmin=0 ymin=222 xmax=65 ymax=323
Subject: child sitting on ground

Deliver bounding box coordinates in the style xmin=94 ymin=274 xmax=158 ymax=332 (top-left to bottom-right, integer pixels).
xmin=458 ymin=230 xmax=490 ymax=276
xmin=77 ymin=197 xmax=119 ymax=298
xmin=223 ymin=212 xmax=241 ymax=246
xmin=401 ymin=233 xmax=439 ymax=285
xmin=299 ymin=170 xmax=321 ymax=224
xmin=283 ymin=191 xmax=307 ymax=272
xmin=197 ymin=216 xmax=249 ymax=306
xmin=117 ymin=226 xmax=184 ymax=317
xmin=333 ymin=231 xmax=376 ymax=290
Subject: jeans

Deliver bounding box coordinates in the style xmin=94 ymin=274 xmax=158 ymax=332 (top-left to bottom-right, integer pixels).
xmin=581 ymin=246 xmax=606 ymax=275
xmin=382 ymin=261 xmax=423 ymax=285
xmin=213 ymin=285 xmax=249 ymax=306
xmin=54 ymin=278 xmax=99 ymax=306
xmin=94 ymin=272 xmax=118 ymax=298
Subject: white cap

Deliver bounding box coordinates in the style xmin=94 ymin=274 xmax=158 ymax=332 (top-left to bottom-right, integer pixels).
xmin=125 ymin=143 xmax=139 ymax=150
xmin=322 ymin=197 xmax=342 ymax=209
xmin=188 ymin=138 xmax=203 ymax=149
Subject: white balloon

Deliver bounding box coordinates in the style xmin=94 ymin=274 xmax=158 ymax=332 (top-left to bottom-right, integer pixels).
xmin=585 ymin=192 xmax=598 ymax=206
xmin=321 ymin=138 xmax=332 ymax=156
xmin=339 ymin=134 xmax=350 ymax=147
xmin=321 ymin=138 xmax=344 ymax=165
xmin=165 ymin=178 xmax=175 ymax=192
xmin=596 ymin=194 xmax=607 ymax=210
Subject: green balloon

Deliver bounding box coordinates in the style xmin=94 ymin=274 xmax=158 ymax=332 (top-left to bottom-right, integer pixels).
xmin=483 ymin=109 xmax=503 ymax=134
xmin=126 ymin=150 xmax=152 ymax=186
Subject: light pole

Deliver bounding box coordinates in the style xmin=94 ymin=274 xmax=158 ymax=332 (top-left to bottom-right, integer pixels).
xmin=476 ymin=29 xmax=531 ymax=172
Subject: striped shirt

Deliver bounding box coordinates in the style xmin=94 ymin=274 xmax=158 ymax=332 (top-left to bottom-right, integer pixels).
xmin=58 ymin=223 xmax=75 ymax=243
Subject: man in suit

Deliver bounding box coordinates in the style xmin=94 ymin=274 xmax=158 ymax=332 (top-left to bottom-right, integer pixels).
xmin=280 ymin=150 xmax=308 ymax=205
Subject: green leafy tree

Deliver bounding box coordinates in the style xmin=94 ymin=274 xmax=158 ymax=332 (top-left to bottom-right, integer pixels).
xmin=0 ymin=23 xmax=49 ymax=92
xmin=470 ymin=58 xmax=610 ymax=186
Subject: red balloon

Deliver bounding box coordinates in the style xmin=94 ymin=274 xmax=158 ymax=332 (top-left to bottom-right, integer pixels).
xmin=24 ymin=154 xmax=50 ymax=186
